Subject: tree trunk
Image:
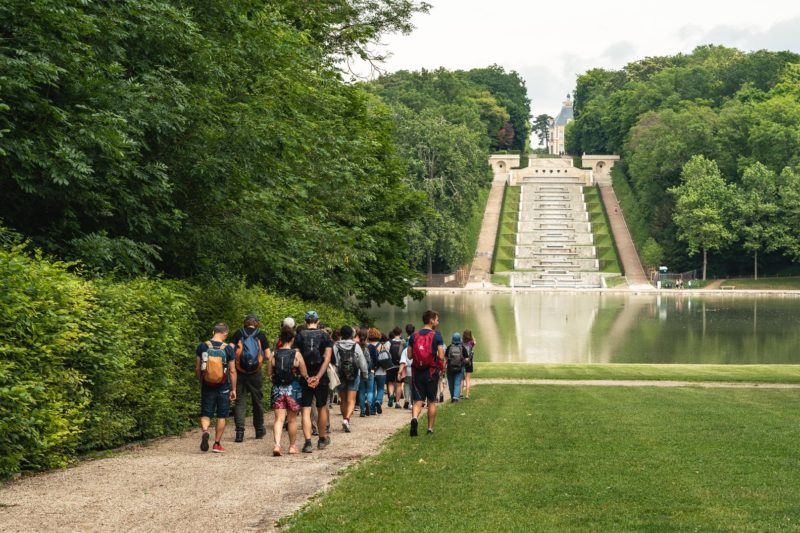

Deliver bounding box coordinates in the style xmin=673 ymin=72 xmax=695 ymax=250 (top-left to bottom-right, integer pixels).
xmin=754 ymin=249 xmax=758 ymax=280
xmin=427 ymin=253 xmax=433 ymax=278
xmin=702 ymin=247 xmax=707 ymax=281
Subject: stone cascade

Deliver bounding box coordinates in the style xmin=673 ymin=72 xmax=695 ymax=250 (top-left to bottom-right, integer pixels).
xmin=511 ymin=178 xmax=601 ymax=288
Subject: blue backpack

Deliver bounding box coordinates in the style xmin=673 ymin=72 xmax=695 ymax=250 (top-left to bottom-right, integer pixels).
xmin=235 ymin=328 xmax=263 ymax=374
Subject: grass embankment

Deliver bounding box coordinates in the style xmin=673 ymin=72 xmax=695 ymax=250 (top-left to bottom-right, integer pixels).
xmin=585 ymin=185 xmax=621 ymax=273
xmin=610 ymin=166 xmax=649 ymax=251
xmin=491 ymin=185 xmax=519 ymax=274
xmin=463 ymin=187 xmax=491 ymax=266
xmin=721 ymin=277 xmax=800 ymax=290
xmin=284 ymin=385 xmax=800 ymax=531
xmin=473 ymin=363 xmax=800 ymax=383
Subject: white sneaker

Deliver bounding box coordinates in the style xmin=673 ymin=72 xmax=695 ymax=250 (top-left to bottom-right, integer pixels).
xmin=342 ymin=420 xmax=351 ymax=433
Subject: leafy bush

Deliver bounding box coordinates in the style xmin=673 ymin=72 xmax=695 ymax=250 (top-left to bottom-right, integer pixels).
xmin=0 ymin=247 xmax=92 ymax=475
xmin=0 ymin=246 xmax=357 ymax=479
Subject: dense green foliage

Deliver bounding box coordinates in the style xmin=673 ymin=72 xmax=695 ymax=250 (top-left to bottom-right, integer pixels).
xmin=368 ymin=66 xmax=529 ymax=272
xmin=285 ymin=385 xmax=800 ymax=531
xmin=567 ymin=46 xmax=800 ymax=276
xmin=0 ymin=243 xmax=356 ymax=479
xmin=0 ymin=0 xmax=438 ymax=306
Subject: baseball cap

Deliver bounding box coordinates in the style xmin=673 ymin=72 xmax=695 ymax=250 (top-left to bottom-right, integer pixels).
xmin=305 ymin=310 xmax=319 ymax=322
xmin=282 ymin=316 xmax=296 ymax=329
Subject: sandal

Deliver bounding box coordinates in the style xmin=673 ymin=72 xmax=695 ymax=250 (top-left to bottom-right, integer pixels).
xmin=272 ymin=445 xmax=282 ymax=457
xmin=288 ymin=444 xmax=299 ymax=455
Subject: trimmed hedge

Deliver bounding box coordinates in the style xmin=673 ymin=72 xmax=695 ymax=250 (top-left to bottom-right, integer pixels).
xmin=0 ymin=246 xmax=356 ymax=478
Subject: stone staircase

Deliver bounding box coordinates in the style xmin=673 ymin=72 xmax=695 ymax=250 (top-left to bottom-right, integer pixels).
xmin=511 ymin=178 xmax=602 ymax=288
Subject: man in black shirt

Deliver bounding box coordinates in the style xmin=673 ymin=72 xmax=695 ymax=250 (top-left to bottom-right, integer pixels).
xmin=294 ymin=310 xmax=333 ymax=453
xmin=229 ymin=314 xmax=271 ymax=442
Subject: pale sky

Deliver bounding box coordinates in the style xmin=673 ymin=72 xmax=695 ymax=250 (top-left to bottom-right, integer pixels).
xmin=358 ymin=0 xmax=800 ymax=132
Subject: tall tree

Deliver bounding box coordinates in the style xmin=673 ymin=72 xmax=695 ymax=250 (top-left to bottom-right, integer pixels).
xmin=532 ymin=114 xmax=552 ymax=149
xmin=734 ymin=162 xmax=781 ymax=279
xmin=669 ymin=156 xmax=735 ymax=280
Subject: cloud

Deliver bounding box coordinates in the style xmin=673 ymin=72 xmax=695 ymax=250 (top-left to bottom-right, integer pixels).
xmin=675 ymin=16 xmax=800 ymax=53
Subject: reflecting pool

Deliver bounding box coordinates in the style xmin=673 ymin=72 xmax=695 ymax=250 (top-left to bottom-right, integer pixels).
xmin=371 ymin=292 xmax=800 ymax=364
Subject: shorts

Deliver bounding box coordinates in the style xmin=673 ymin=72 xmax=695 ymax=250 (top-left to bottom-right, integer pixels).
xmin=200 ymin=385 xmax=231 ymax=418
xmin=386 ymin=367 xmax=399 ymax=382
xmin=411 ymin=369 xmax=439 ymax=402
xmin=464 ymin=361 xmax=474 ymax=373
xmin=338 ymin=376 xmax=360 ymax=393
xmin=301 ymin=375 xmax=330 ymax=408
xmin=271 ymin=380 xmax=301 ymax=412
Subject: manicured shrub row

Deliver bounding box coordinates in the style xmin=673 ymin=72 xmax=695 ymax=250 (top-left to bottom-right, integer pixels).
xmin=0 ymin=246 xmax=354 ymax=478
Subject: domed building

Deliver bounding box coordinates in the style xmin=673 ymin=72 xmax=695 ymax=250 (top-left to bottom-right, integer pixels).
xmin=548 ymin=95 xmax=573 ymax=155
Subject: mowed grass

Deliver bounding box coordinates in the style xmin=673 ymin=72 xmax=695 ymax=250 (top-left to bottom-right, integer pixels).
xmin=284 ymin=386 xmax=800 ymax=531
xmin=492 ymin=185 xmax=519 ymax=273
xmin=585 ymin=186 xmax=621 ymax=273
xmin=721 ymin=277 xmax=800 ymax=290
xmin=473 ymin=362 xmax=800 ymax=383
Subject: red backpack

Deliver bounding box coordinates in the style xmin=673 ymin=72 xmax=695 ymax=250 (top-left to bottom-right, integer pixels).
xmin=411 ymin=330 xmax=436 ymax=369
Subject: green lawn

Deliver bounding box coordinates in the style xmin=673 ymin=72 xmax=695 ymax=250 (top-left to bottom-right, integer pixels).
xmin=491 ymin=185 xmax=519 ymax=273
xmin=721 ymin=277 xmax=800 ymax=290
xmin=473 ymin=363 xmax=800 ymax=383
xmin=585 ymin=186 xmax=622 ymax=273
xmin=284 ymin=386 xmax=800 ymax=531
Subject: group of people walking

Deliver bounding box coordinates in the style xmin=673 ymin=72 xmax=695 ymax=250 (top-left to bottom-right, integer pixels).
xmin=194 ymin=309 xmax=475 ymax=454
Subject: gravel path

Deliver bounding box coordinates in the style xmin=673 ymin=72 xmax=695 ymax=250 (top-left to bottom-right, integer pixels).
xmin=0 ymin=406 xmax=413 ymax=533
xmin=473 ymin=378 xmax=800 ymax=389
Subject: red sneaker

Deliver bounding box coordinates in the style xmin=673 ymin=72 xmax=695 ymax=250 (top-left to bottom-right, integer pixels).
xmin=212 ymin=443 xmax=225 ymax=453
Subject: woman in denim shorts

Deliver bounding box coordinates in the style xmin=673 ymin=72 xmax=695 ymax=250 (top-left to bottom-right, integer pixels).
xmin=270 ymin=326 xmax=309 ymax=456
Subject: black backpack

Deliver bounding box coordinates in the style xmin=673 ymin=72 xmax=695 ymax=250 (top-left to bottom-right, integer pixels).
xmin=273 ymin=348 xmax=295 ymax=385
xmin=389 ymin=339 xmax=403 ymax=366
xmin=337 ymin=343 xmax=358 ymax=382
xmin=299 ymin=329 xmax=326 ymax=367
xmin=447 ymin=344 xmax=464 ymax=372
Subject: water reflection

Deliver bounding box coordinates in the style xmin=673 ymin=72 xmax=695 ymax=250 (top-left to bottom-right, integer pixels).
xmin=370 ymin=292 xmax=800 ymax=364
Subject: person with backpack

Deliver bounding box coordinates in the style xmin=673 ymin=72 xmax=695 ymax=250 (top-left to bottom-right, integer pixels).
xmin=386 ymin=327 xmax=404 ymax=408
xmin=462 ymin=329 xmax=476 ymax=400
xmin=333 ymin=325 xmax=369 ymax=432
xmin=356 ymin=326 xmax=375 ymax=417
xmin=270 ymin=325 xmax=310 ymax=456
xmin=368 ymin=329 xmax=391 ymax=414
xmin=229 ymin=314 xmax=271 ymax=443
xmin=294 ymin=311 xmax=333 ymax=453
xmin=445 ymin=332 xmax=466 ymax=402
xmin=397 ymin=343 xmax=413 ymax=410
xmin=408 ymin=310 xmax=445 ymax=436
xmin=195 ymin=323 xmax=237 ymax=453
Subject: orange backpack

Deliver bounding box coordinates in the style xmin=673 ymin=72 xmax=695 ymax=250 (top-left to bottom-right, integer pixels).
xmin=202 ymin=341 xmax=228 ymax=386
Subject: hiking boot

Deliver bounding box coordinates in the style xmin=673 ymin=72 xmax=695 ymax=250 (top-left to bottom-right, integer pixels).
xmin=404 ymin=401 xmax=409 ymax=409
xmin=255 ymin=427 xmax=265 ymax=439
xmin=374 ymin=403 xmax=382 ymax=414
xmin=364 ymin=405 xmax=371 ymax=416
xmin=318 ymin=436 xmax=331 ymax=450
xmin=234 ymin=429 xmax=244 ymax=443
xmin=302 ymin=440 xmax=313 ymax=453
xmin=360 ymin=409 xmax=367 ymax=418
xmin=388 ymin=395 xmax=394 ymax=408
xmin=410 ymin=418 xmax=418 ymax=437
xmin=342 ymin=420 xmax=351 ymax=433
xmin=212 ymin=443 xmax=226 ymax=453
xmin=200 ymin=431 xmax=210 ymax=452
